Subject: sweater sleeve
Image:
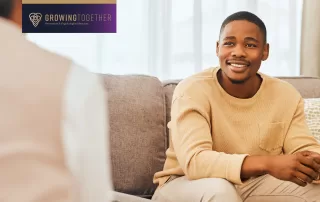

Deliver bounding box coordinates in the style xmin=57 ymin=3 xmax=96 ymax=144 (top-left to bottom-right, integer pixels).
xmin=170 ymin=84 xmax=248 ymax=185
xmin=283 ymin=97 xmax=320 ymax=183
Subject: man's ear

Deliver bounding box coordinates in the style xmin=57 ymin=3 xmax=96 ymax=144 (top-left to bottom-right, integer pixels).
xmin=9 ymin=0 xmax=22 ymax=28
xmin=262 ymin=43 xmax=269 ymax=61
xmin=216 ymin=41 xmax=220 ymax=57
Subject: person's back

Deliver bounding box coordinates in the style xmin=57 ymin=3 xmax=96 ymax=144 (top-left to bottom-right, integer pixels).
xmin=0 ymin=1 xmax=113 ymax=201
xmin=0 ymin=17 xmax=76 ymax=201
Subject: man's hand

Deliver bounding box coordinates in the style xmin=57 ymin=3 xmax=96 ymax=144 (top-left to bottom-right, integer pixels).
xmin=309 ymin=151 xmax=320 ymax=164
xmin=266 ymin=151 xmax=320 ymax=186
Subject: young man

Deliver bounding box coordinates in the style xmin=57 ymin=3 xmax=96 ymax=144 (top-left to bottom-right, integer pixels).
xmin=152 ymin=11 xmax=320 ymax=202
xmin=0 ymin=0 xmax=113 ymax=201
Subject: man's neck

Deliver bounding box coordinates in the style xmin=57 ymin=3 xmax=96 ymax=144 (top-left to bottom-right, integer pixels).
xmin=217 ymin=69 xmax=262 ymax=99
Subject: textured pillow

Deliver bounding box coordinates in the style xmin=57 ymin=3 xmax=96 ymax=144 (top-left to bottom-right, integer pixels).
xmin=304 ymin=98 xmax=320 ymax=142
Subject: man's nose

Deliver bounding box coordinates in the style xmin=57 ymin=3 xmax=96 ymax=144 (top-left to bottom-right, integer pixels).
xmin=231 ymin=45 xmax=246 ymax=58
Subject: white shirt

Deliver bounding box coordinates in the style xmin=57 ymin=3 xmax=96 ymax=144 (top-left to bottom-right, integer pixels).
xmin=63 ymin=64 xmax=114 ymax=202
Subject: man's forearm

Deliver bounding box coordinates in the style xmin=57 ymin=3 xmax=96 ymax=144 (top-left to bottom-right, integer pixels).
xmin=240 ymin=156 xmax=269 ymax=181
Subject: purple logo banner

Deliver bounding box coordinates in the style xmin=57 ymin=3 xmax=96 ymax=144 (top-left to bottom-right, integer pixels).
xmin=22 ymin=4 xmax=116 ymax=33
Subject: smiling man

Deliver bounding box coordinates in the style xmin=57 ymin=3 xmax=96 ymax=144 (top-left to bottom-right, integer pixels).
xmin=152 ymin=11 xmax=320 ymax=202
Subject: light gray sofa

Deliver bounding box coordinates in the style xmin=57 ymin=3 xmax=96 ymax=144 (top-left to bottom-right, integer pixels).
xmin=102 ymin=74 xmax=320 ymax=202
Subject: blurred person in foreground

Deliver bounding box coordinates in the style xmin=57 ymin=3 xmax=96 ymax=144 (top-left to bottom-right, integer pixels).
xmin=152 ymin=11 xmax=320 ymax=202
xmin=0 ymin=0 xmax=113 ymax=201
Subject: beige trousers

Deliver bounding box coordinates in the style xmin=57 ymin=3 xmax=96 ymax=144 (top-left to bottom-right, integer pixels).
xmin=152 ymin=175 xmax=320 ymax=202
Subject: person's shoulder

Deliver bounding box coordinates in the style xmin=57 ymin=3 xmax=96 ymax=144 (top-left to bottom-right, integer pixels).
xmin=173 ymin=67 xmax=217 ymax=97
xmin=65 ymin=64 xmax=106 ymax=108
xmin=68 ymin=63 xmax=105 ymax=93
xmin=69 ymin=64 xmax=101 ymax=83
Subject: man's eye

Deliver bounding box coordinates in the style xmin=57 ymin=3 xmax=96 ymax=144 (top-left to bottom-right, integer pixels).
xmin=224 ymin=42 xmax=234 ymax=46
xmin=246 ymin=44 xmax=257 ymax=48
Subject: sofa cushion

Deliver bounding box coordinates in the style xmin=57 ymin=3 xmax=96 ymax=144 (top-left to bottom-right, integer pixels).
xmin=103 ymin=74 xmax=166 ymax=198
xmin=162 ymin=82 xmax=178 ymax=149
xmin=113 ymin=191 xmax=152 ymax=202
xmin=276 ymin=77 xmax=320 ymax=98
xmin=304 ymin=98 xmax=320 ymax=142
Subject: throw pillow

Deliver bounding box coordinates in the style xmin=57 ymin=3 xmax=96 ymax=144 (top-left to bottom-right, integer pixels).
xmin=304 ymin=98 xmax=320 ymax=142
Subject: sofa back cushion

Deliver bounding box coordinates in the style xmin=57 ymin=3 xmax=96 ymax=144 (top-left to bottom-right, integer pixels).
xmin=103 ymin=74 xmax=166 ymax=198
xmin=163 ymin=77 xmax=320 ymax=149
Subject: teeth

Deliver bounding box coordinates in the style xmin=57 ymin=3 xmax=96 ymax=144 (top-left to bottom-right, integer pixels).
xmin=230 ymin=63 xmax=247 ymax=68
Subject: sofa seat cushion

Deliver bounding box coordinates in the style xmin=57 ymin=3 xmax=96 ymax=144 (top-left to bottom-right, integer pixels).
xmin=103 ymin=74 xmax=166 ymax=198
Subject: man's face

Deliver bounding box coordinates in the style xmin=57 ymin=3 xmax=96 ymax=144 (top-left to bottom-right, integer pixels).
xmin=216 ymin=20 xmax=269 ymax=84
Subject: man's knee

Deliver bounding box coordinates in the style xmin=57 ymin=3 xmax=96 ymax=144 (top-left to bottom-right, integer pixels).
xmin=196 ymin=178 xmax=241 ymax=202
xmin=153 ymin=177 xmax=241 ymax=202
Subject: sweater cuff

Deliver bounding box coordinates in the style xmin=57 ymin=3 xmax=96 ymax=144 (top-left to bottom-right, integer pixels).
xmin=226 ymin=154 xmax=248 ymax=185
xmin=313 ymin=180 xmax=320 ymax=184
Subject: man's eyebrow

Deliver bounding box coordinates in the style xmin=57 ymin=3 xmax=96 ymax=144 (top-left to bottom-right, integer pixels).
xmin=245 ymin=37 xmax=259 ymax=43
xmin=223 ymin=36 xmax=236 ymax=40
xmin=222 ymin=36 xmax=260 ymax=43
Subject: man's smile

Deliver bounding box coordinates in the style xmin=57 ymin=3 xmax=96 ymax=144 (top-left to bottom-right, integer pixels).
xmin=226 ymin=60 xmax=250 ymax=73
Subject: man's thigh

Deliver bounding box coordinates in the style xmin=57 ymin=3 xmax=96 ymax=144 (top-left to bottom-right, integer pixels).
xmin=237 ymin=175 xmax=320 ymax=202
xmin=152 ymin=176 xmax=242 ymax=202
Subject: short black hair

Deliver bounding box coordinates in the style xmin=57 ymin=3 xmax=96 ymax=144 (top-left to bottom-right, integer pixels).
xmin=0 ymin=0 xmax=13 ymax=18
xmin=219 ymin=11 xmax=267 ymax=43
